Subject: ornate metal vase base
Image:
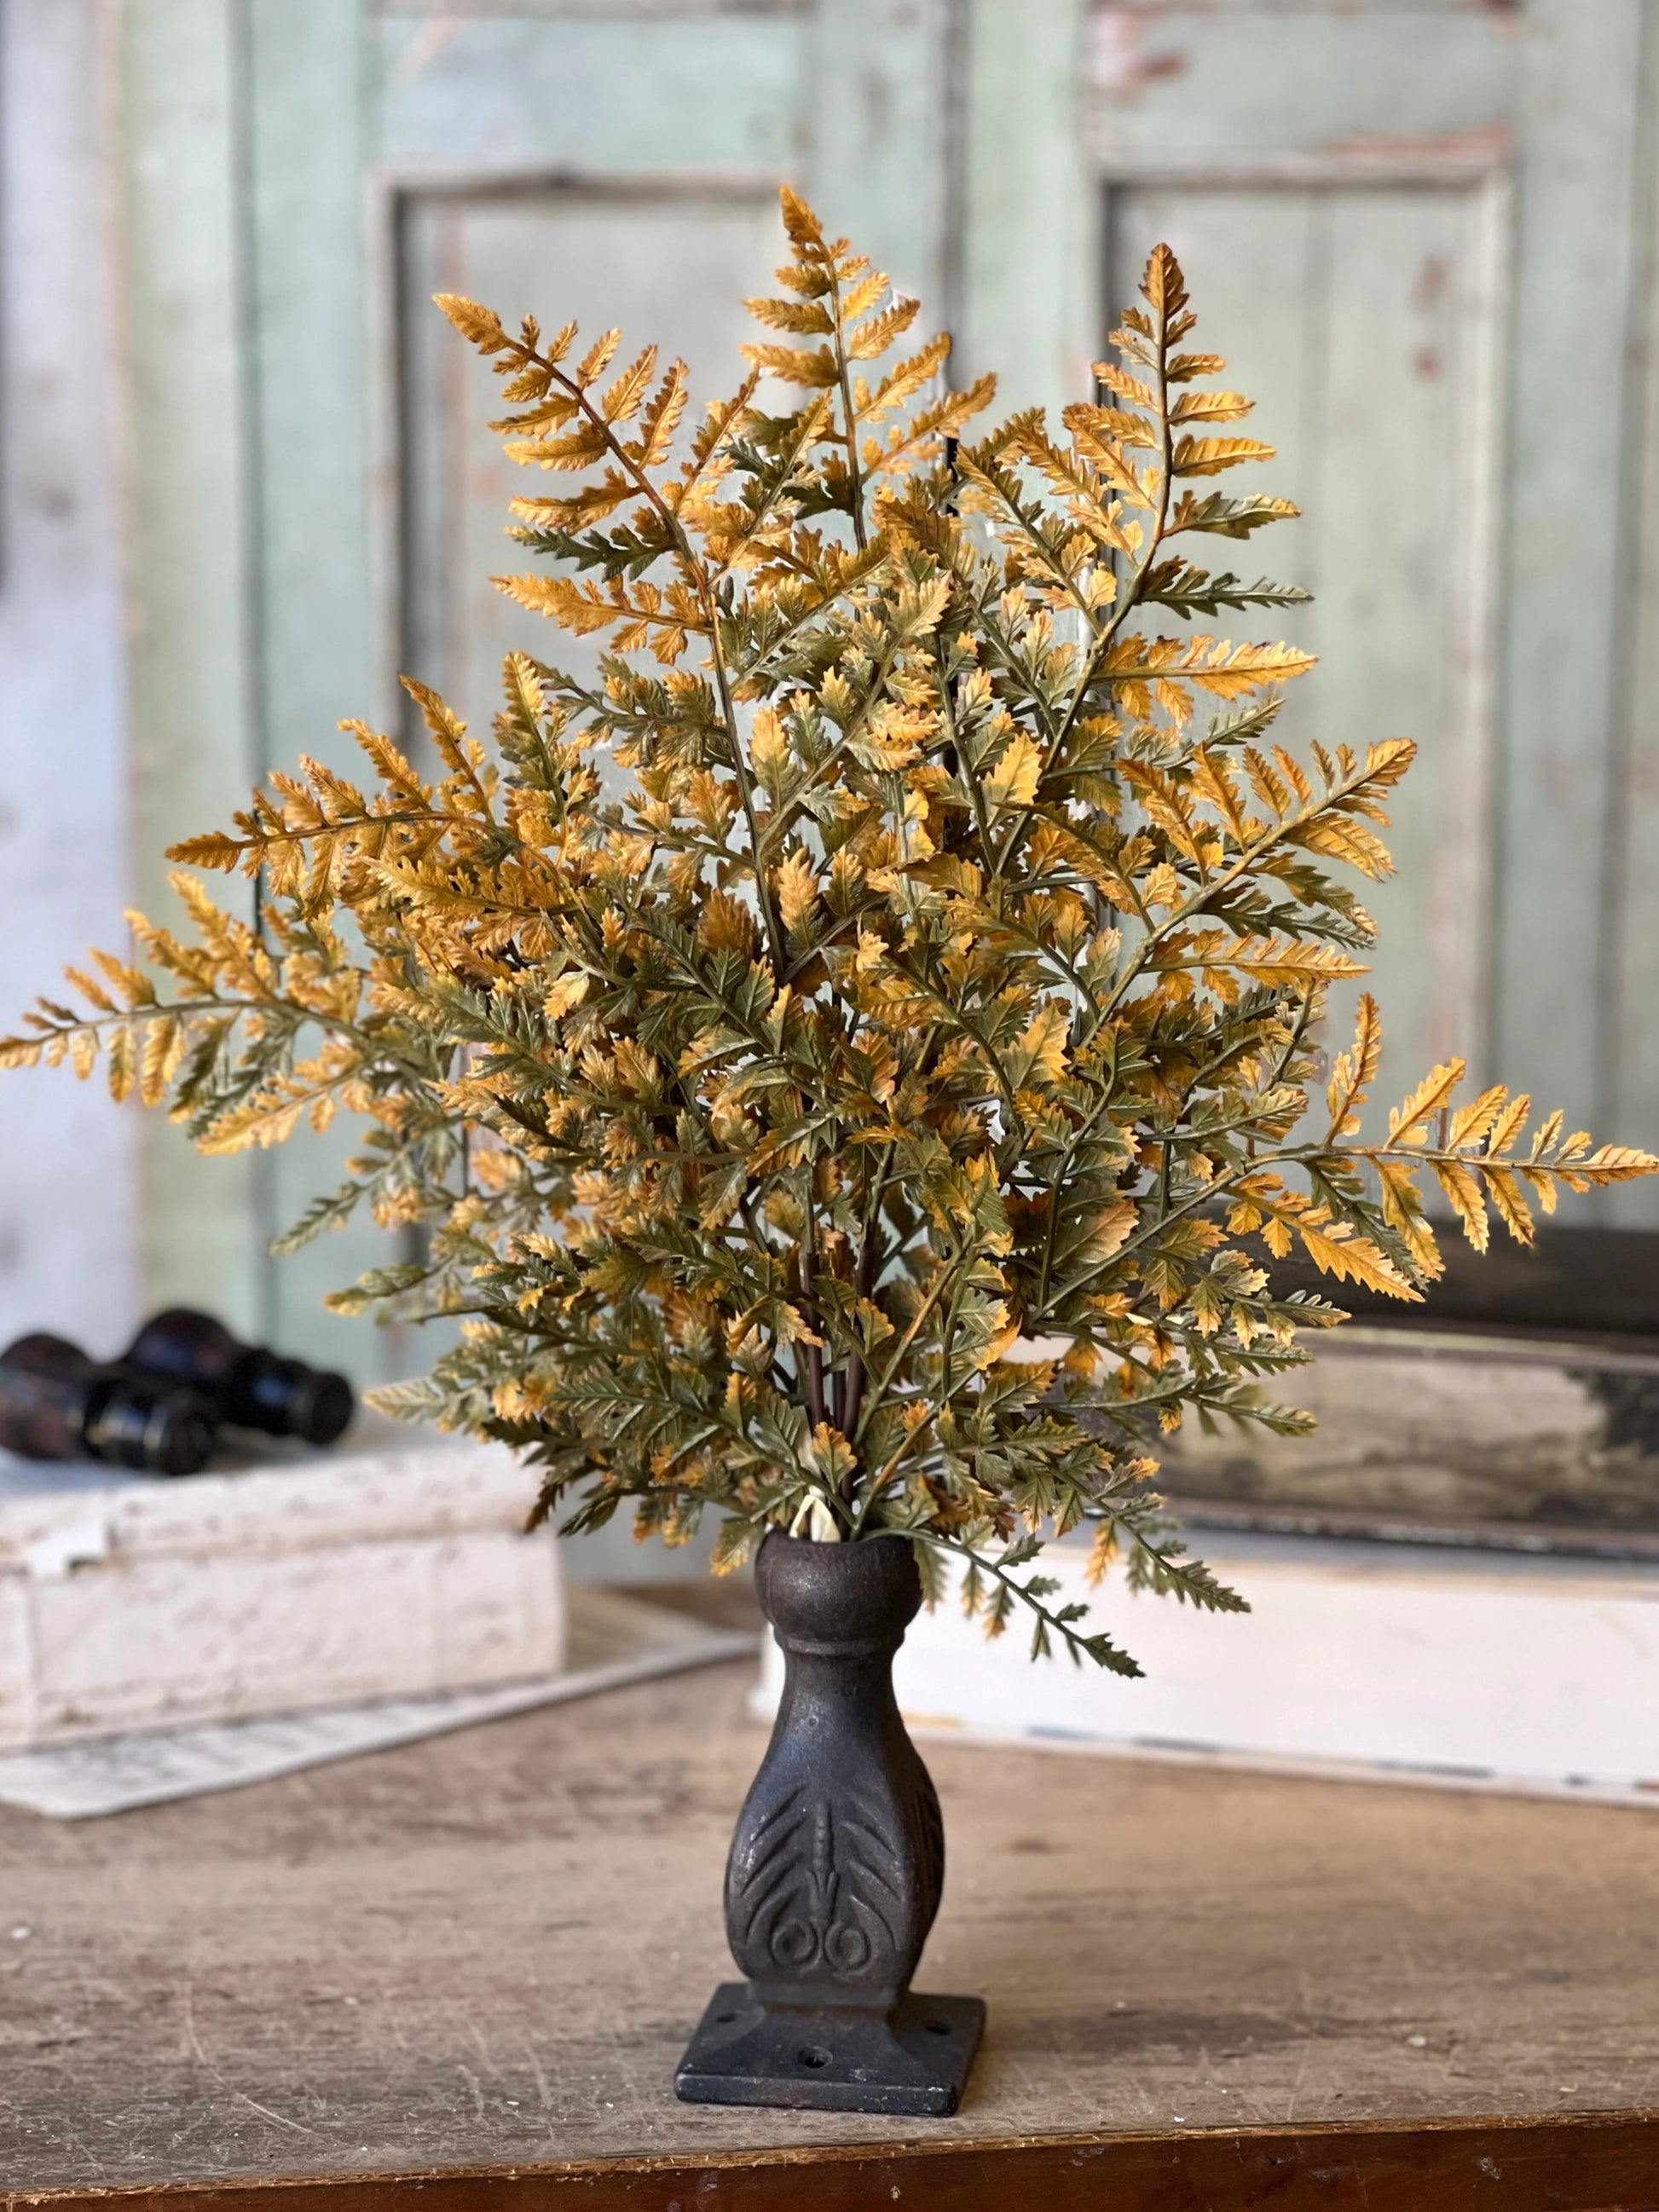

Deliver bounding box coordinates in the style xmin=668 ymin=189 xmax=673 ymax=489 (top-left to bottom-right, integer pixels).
xmin=674 ymin=1531 xmax=985 ymax=2117
xmin=676 ymin=1986 xmax=985 ymax=2117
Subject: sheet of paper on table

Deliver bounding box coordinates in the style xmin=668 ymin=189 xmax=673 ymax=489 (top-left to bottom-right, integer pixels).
xmin=0 ymin=1586 xmax=754 ymax=1820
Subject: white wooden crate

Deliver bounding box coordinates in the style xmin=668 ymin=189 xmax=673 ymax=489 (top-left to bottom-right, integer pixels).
xmin=757 ymin=1530 xmax=1659 ymax=1806
xmin=0 ymin=1424 xmax=563 ymax=1748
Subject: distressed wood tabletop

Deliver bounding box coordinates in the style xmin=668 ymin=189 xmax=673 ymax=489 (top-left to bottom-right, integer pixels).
xmin=3 ymin=1592 xmax=1658 ymax=2207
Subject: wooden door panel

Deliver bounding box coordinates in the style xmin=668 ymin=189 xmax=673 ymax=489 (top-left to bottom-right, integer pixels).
xmin=401 ymin=190 xmax=783 ymax=742
xmin=1109 ymin=177 xmax=1500 ymax=1116
xmin=1084 ymin=0 xmax=1651 ymax=1220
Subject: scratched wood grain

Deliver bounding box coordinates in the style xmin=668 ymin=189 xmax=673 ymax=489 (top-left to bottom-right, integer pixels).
xmin=3 ymin=1647 xmax=1659 ymax=2194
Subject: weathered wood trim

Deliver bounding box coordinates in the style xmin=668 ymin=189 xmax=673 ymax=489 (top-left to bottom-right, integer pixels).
xmin=0 ymin=0 xmax=140 ymax=1353
xmin=1092 ymin=147 xmax=1511 ymax=187
xmin=959 ymin=0 xmax=1095 ymax=419
xmin=11 ymin=2110 xmax=1659 ymax=2211
xmin=1491 ymin=0 xmax=1647 ymax=1147
xmin=238 ymin=0 xmax=408 ymax=1372
xmin=1609 ymin=1 xmax=1659 ymax=1227
xmin=373 ymin=12 xmax=802 ymax=181
xmin=805 ymin=0 xmax=953 ymax=316
xmin=372 ymin=0 xmax=806 ymax=15
xmin=113 ymin=0 xmax=264 ymax=1337
xmin=367 ymin=168 xmax=785 ymax=203
xmin=1445 ymin=161 xmax=1510 ymax=1092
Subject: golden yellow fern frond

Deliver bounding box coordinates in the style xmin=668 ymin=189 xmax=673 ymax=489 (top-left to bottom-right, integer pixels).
xmin=1325 ymin=992 xmax=1382 ymax=1138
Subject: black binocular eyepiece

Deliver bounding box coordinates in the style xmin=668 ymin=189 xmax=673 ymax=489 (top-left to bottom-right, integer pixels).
xmin=0 ymin=1310 xmax=356 ymax=1476
xmin=124 ymin=1309 xmax=355 ymax=1447
xmin=0 ymin=1333 xmax=217 ymax=1477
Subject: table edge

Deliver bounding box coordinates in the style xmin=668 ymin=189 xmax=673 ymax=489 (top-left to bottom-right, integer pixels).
xmin=11 ymin=2105 xmax=1659 ymax=2212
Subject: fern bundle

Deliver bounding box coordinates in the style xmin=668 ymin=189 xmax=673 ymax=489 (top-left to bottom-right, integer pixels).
xmin=7 ymin=191 xmax=1653 ymax=1668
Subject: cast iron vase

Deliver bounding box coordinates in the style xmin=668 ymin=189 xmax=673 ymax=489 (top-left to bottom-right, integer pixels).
xmin=675 ymin=1530 xmax=984 ymax=2116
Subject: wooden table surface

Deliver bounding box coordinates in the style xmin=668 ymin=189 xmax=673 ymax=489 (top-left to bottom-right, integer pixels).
xmin=4 ymin=1598 xmax=1659 ymax=2209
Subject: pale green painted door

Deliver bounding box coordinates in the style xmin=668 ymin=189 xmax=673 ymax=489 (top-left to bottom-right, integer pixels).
xmin=119 ymin=0 xmax=957 ymax=1373
xmin=115 ymin=0 xmax=1659 ymax=1388
xmin=1046 ymin=2 xmax=1659 ymax=1217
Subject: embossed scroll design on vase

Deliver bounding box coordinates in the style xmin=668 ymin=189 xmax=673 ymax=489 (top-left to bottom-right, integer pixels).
xmin=725 ymin=1532 xmax=945 ymax=2013
xmin=730 ymin=1779 xmax=943 ymax=1990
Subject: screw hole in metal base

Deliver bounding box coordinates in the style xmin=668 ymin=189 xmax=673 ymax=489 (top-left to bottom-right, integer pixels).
xmin=677 ymin=1985 xmax=986 ymax=2117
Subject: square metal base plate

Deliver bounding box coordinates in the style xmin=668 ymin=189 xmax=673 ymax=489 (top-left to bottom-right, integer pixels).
xmin=674 ymin=1983 xmax=986 ymax=2117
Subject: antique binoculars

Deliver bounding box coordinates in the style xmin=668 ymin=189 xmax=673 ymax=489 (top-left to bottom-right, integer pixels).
xmin=0 ymin=1309 xmax=355 ymax=1476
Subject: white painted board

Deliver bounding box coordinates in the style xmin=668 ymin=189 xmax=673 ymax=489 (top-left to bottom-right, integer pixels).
xmin=0 ymin=1424 xmax=564 ymax=1748
xmin=756 ymin=1531 xmax=1659 ymax=1807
